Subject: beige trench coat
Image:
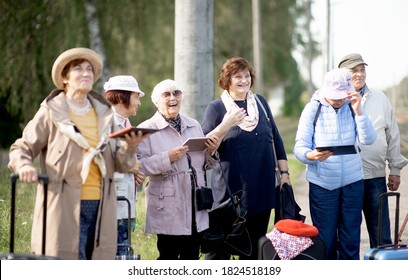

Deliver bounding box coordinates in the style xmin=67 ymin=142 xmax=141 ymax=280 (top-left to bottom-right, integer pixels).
xmin=8 ymin=90 xmax=137 ymax=260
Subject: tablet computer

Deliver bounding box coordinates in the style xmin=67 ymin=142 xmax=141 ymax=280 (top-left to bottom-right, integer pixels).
xmin=107 ymin=127 xmax=159 ymax=138
xmin=316 ymin=145 xmax=357 ymax=155
xmin=181 ymin=137 xmax=209 ymax=152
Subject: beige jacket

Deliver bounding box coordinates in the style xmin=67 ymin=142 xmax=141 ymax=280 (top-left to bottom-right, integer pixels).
xmin=360 ymin=86 xmax=408 ymax=178
xmin=8 ymin=90 xmax=137 ymax=260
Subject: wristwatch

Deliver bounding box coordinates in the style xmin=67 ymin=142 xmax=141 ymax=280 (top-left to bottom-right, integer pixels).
xmin=280 ymin=170 xmax=290 ymax=175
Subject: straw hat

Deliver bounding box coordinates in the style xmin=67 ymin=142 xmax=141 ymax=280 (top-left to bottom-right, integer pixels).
xmin=51 ymin=47 xmax=103 ymax=89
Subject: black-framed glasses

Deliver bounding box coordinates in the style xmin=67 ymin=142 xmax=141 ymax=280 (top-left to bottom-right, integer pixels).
xmin=162 ymin=90 xmax=182 ymax=99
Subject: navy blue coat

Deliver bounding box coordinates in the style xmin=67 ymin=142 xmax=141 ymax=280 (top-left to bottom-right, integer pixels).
xmin=201 ymin=94 xmax=287 ymax=215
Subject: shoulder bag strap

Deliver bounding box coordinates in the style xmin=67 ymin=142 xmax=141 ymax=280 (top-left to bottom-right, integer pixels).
xmin=254 ymin=94 xmax=280 ymax=188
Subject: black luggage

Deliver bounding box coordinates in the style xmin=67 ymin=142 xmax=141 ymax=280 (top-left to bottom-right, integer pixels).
xmin=115 ymin=196 xmax=140 ymax=260
xmin=258 ymin=235 xmax=327 ymax=260
xmin=0 ymin=173 xmax=59 ymax=260
xmin=364 ymin=192 xmax=408 ymax=260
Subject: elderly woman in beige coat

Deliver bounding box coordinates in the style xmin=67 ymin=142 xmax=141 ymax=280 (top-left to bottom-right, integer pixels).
xmin=137 ymin=79 xmax=220 ymax=260
xmin=8 ymin=47 xmax=143 ymax=260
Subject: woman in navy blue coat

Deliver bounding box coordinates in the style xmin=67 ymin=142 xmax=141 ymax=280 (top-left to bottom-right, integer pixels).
xmin=201 ymin=57 xmax=290 ymax=259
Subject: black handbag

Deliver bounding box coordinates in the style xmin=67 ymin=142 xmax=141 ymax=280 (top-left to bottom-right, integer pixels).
xmin=187 ymin=153 xmax=214 ymax=211
xmin=274 ymin=182 xmax=306 ymax=223
xmin=200 ymin=163 xmax=252 ymax=256
xmin=196 ymin=187 xmax=214 ymax=211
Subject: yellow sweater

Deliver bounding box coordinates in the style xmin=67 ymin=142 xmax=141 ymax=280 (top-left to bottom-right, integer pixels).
xmin=69 ymin=108 xmax=101 ymax=200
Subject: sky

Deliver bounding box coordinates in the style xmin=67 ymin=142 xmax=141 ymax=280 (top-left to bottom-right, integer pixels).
xmin=306 ymin=0 xmax=408 ymax=90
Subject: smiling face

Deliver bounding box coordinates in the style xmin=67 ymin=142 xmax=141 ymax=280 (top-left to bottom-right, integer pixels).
xmin=218 ymin=57 xmax=255 ymax=99
xmin=62 ymin=60 xmax=94 ymax=94
xmin=156 ymin=89 xmax=183 ymax=118
xmin=229 ymin=70 xmax=252 ymax=98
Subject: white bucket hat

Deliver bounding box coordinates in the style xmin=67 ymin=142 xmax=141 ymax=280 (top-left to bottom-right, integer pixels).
xmin=103 ymin=75 xmax=145 ymax=96
xmin=319 ymin=68 xmax=354 ymax=100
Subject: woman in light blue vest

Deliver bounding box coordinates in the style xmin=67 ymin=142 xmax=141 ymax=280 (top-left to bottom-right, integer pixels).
xmin=294 ymin=68 xmax=376 ymax=259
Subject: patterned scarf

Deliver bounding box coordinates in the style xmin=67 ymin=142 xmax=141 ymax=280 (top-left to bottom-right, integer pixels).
xmin=162 ymin=114 xmax=181 ymax=134
xmin=220 ymin=90 xmax=259 ymax=132
xmin=266 ymin=228 xmax=313 ymax=260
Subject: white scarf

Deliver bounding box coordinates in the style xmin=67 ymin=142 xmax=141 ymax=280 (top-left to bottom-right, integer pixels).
xmin=58 ymin=122 xmax=108 ymax=183
xmin=221 ymin=90 xmax=259 ymax=132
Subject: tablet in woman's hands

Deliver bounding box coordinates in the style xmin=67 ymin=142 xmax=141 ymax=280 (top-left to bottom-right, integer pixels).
xmin=107 ymin=127 xmax=159 ymax=138
xmin=316 ymin=145 xmax=357 ymax=155
xmin=181 ymin=137 xmax=209 ymax=152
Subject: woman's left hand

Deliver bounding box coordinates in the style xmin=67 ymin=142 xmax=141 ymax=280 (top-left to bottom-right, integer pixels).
xmin=134 ymin=170 xmax=146 ymax=186
xmin=129 ymin=160 xmax=146 ymax=186
xmin=205 ymin=135 xmax=220 ymax=155
xmin=280 ymin=173 xmax=291 ymax=186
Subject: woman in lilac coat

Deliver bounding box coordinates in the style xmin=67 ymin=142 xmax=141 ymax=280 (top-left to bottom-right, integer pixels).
xmin=137 ymin=79 xmax=220 ymax=260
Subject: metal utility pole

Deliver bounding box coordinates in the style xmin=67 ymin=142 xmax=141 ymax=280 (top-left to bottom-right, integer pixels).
xmin=305 ymin=0 xmax=314 ymax=97
xmin=175 ymin=0 xmax=214 ymax=121
xmin=323 ymin=0 xmax=331 ymax=72
xmin=252 ymin=0 xmax=263 ymax=93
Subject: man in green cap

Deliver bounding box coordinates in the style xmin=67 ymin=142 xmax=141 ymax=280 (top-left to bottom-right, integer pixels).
xmin=338 ymin=53 xmax=408 ymax=248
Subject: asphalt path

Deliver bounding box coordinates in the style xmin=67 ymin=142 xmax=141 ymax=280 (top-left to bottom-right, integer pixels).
xmin=292 ymin=159 xmax=408 ymax=260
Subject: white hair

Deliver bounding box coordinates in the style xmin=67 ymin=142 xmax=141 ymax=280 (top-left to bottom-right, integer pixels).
xmin=151 ymin=79 xmax=183 ymax=105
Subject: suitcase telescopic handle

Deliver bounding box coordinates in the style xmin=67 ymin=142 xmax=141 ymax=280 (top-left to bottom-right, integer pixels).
xmin=378 ymin=192 xmax=400 ymax=248
xmin=10 ymin=173 xmax=49 ymax=255
xmin=117 ymin=196 xmax=132 ymax=247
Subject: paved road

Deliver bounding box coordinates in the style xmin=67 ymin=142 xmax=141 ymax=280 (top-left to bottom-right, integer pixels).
xmin=292 ymin=159 xmax=408 ymax=260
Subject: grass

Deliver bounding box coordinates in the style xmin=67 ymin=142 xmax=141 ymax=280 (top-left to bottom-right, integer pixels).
xmin=2 ymin=112 xmax=408 ymax=259
xmin=0 ymin=116 xmax=304 ymax=259
xmin=132 ymin=186 xmax=158 ymax=259
xmin=0 ymin=168 xmax=37 ymax=254
xmin=0 ymin=170 xmax=159 ymax=259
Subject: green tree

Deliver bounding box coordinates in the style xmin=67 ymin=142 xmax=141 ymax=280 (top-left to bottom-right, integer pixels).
xmin=1 ymin=0 xmax=93 ymax=148
xmin=0 ymin=0 xmax=311 ymax=148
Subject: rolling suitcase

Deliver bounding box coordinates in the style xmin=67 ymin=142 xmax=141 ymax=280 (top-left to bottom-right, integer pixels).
xmin=258 ymin=235 xmax=327 ymax=260
xmin=364 ymin=192 xmax=408 ymax=260
xmin=0 ymin=173 xmax=59 ymax=260
xmin=115 ymin=196 xmax=140 ymax=260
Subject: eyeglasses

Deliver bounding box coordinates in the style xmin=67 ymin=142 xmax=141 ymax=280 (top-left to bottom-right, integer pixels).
xmin=161 ymin=90 xmax=182 ymax=99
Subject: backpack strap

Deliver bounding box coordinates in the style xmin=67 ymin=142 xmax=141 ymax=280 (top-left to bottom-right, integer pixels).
xmin=348 ymin=103 xmax=355 ymax=119
xmin=313 ymin=102 xmax=322 ymax=128
xmin=313 ymin=101 xmax=354 ymax=129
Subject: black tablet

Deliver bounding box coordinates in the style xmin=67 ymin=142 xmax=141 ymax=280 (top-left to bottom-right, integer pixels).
xmin=107 ymin=127 xmax=159 ymax=138
xmin=316 ymin=145 xmax=357 ymax=155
